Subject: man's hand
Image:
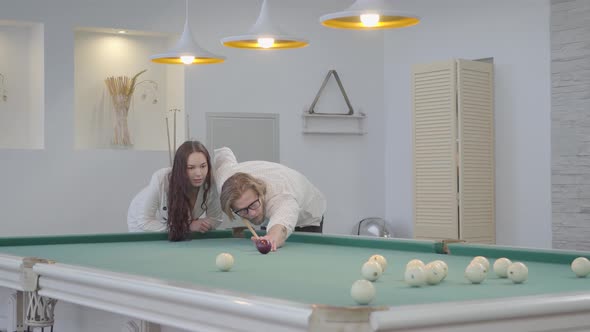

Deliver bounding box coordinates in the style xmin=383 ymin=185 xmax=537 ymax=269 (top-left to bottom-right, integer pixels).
xmin=190 ymin=218 xmax=213 ymax=233
xmin=250 ymin=224 xmax=287 ymax=251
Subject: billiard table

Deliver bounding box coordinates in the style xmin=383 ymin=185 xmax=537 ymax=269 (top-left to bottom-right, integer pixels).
xmin=0 ymin=230 xmax=589 ymax=332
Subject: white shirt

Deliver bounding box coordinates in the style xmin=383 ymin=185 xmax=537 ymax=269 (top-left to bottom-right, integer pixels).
xmin=127 ymin=167 xmax=223 ymax=232
xmin=214 ymin=147 xmax=326 ymax=236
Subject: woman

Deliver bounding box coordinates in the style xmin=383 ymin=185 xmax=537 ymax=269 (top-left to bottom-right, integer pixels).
xmin=127 ymin=141 xmax=223 ymax=241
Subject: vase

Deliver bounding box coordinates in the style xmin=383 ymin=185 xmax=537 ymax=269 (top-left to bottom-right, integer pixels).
xmin=111 ymin=94 xmax=132 ymax=146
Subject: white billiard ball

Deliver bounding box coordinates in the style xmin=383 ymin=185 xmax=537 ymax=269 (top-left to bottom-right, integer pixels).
xmin=571 ymin=257 xmax=590 ymax=278
xmin=493 ymin=257 xmax=512 ymax=278
xmin=465 ymin=262 xmax=487 ymax=284
xmin=425 ymin=261 xmax=445 ymax=285
xmin=361 ymin=261 xmax=383 ymax=281
xmin=350 ymin=279 xmax=376 ymax=305
xmin=507 ymin=262 xmax=528 ymax=283
xmin=472 ymin=256 xmax=490 ymax=272
xmin=215 ymin=253 xmax=234 ymax=272
xmin=404 ymin=266 xmax=427 ymax=287
xmin=406 ymin=259 xmax=425 ymax=269
xmin=369 ymin=254 xmax=388 ymax=272
xmin=432 ymin=260 xmax=449 ymax=279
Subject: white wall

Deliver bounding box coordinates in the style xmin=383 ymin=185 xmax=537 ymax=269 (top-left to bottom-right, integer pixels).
xmin=0 ymin=0 xmax=385 ymax=237
xmin=187 ymin=0 xmax=386 ymax=235
xmin=384 ymin=0 xmax=552 ymax=248
xmin=0 ymin=0 xmax=553 ymax=248
xmin=0 ymin=0 xmax=181 ymax=236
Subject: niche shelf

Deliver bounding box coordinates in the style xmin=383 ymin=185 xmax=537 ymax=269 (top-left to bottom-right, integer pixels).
xmin=74 ymin=27 xmax=185 ymax=151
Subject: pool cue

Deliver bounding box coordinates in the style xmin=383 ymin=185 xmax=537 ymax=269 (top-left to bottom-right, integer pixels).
xmin=165 ymin=117 xmax=172 ymax=166
xmin=173 ymin=110 xmax=177 ymax=155
xmin=186 ymin=113 xmax=190 ymax=140
xmin=241 ymin=218 xmax=260 ymax=239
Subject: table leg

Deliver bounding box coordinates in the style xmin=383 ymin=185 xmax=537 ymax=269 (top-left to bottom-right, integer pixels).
xmin=7 ymin=291 xmax=25 ymax=332
xmin=23 ymin=291 xmax=56 ymax=330
xmin=123 ymin=320 xmax=161 ymax=332
xmin=20 ymin=258 xmax=57 ymax=331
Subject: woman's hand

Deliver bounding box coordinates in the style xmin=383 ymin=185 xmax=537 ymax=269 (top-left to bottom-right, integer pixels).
xmin=190 ymin=218 xmax=213 ymax=233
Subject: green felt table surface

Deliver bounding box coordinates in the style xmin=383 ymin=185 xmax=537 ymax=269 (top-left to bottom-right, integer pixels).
xmin=0 ymin=231 xmax=589 ymax=307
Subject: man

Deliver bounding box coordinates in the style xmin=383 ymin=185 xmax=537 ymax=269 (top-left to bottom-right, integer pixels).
xmin=214 ymin=147 xmax=326 ymax=251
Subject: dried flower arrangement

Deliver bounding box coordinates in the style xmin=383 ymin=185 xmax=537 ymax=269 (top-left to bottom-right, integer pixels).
xmin=104 ymin=69 xmax=158 ymax=146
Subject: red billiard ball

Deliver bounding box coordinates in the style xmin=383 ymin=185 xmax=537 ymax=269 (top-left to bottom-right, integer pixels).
xmin=255 ymin=239 xmax=271 ymax=254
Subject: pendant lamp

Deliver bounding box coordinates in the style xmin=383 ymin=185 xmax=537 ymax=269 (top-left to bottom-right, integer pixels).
xmin=320 ymin=0 xmax=420 ymax=30
xmin=151 ymin=0 xmax=225 ymax=64
xmin=221 ymin=0 xmax=308 ymax=50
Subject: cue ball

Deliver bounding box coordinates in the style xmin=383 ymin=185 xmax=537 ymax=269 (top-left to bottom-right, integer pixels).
xmin=471 ymin=256 xmax=490 ymax=272
xmin=406 ymin=259 xmax=425 ymax=269
xmin=507 ymin=262 xmax=528 ymax=283
xmin=369 ymin=254 xmax=387 ymax=272
xmin=425 ymin=261 xmax=445 ymax=285
xmin=216 ymin=253 xmax=234 ymax=272
xmin=350 ymin=279 xmax=376 ymax=305
xmin=493 ymin=257 xmax=512 ymax=278
xmin=571 ymin=257 xmax=590 ymax=277
xmin=432 ymin=260 xmax=448 ymax=278
xmin=464 ymin=262 xmax=487 ymax=284
xmin=404 ymin=266 xmax=427 ymax=287
xmin=361 ymin=261 xmax=382 ymax=281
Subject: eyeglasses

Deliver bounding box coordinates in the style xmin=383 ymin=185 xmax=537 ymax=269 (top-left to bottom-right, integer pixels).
xmin=232 ymin=198 xmax=261 ymax=218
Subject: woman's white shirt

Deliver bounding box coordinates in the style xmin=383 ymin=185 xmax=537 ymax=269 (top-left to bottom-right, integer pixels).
xmin=127 ymin=167 xmax=223 ymax=232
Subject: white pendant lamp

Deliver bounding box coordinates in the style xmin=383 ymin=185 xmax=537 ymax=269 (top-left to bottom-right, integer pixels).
xmin=320 ymin=0 xmax=420 ymax=30
xmin=221 ymin=0 xmax=308 ymax=50
xmin=151 ymin=0 xmax=225 ymax=64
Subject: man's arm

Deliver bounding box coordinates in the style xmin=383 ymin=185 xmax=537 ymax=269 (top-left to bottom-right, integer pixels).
xmin=264 ymin=224 xmax=288 ymax=250
xmin=260 ymin=195 xmax=300 ymax=250
xmin=213 ymin=147 xmax=238 ymax=191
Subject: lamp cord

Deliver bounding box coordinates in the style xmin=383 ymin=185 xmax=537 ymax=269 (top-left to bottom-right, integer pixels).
xmin=357 ymin=218 xmax=367 ymax=235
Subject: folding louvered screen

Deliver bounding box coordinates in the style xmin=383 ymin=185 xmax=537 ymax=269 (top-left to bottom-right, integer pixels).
xmin=457 ymin=59 xmax=495 ymax=244
xmin=412 ymin=60 xmax=459 ymax=240
xmin=412 ymin=59 xmax=495 ymax=243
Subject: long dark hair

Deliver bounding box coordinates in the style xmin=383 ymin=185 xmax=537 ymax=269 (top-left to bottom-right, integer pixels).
xmin=167 ymin=141 xmax=212 ymax=241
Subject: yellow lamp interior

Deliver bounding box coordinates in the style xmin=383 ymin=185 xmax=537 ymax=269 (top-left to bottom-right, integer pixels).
xmin=223 ymin=39 xmax=308 ymax=49
xmin=151 ymin=57 xmax=225 ymax=64
xmin=322 ymin=15 xmax=419 ymax=30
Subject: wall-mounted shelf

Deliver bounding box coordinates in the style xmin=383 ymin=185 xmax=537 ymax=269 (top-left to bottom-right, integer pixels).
xmin=302 ymin=113 xmax=366 ymax=135
xmin=303 ymin=69 xmax=366 ymax=135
